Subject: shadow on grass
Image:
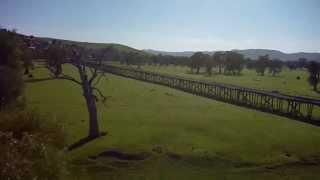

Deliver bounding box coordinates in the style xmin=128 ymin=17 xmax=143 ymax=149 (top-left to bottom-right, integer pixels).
xmin=67 ymin=131 xmax=107 ymax=151
xmin=90 ymin=150 xmax=150 ymax=161
xmin=185 ymin=71 xmax=207 ymax=75
xmin=25 ymin=77 xmax=55 ymax=83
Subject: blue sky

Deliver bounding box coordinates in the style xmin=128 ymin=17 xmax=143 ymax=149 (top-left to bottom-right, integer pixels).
xmin=1 ymin=0 xmax=319 ymax=52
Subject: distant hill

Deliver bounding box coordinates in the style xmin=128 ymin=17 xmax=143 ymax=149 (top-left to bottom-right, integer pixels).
xmin=37 ymin=37 xmax=145 ymax=54
xmin=144 ymin=49 xmax=320 ymax=61
xmin=234 ymin=49 xmax=320 ymax=61
xmin=143 ymin=49 xmax=214 ymax=57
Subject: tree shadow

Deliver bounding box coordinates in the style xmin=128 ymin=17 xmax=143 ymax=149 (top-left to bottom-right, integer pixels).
xmin=67 ymin=131 xmax=107 ymax=151
xmin=90 ymin=149 xmax=150 ymax=161
xmin=24 ymin=77 xmax=55 ymax=83
xmin=185 ymin=71 xmax=207 ymax=75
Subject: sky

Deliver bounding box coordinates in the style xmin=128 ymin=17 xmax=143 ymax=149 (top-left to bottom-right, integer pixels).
xmin=1 ymin=0 xmax=320 ymax=52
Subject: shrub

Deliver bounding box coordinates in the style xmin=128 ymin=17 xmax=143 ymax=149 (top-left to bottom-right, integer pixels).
xmin=0 ymin=29 xmax=24 ymax=109
xmin=0 ymin=110 xmax=66 ymax=180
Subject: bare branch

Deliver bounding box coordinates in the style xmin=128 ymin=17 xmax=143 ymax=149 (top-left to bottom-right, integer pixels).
xmin=92 ymin=87 xmax=106 ymax=103
xmin=89 ymin=67 xmax=98 ymax=85
xmin=93 ymin=72 xmax=105 ymax=86
xmin=88 ymin=59 xmax=105 ymax=85
xmin=47 ymin=65 xmax=82 ymax=85
xmin=89 ymin=66 xmax=95 ymax=75
xmin=58 ymin=74 xmax=82 ymax=85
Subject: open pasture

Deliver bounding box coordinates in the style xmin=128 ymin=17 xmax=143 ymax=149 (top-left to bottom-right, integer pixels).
xmin=25 ymin=65 xmax=320 ymax=179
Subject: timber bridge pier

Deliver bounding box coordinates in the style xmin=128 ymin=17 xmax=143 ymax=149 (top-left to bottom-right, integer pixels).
xmin=90 ymin=63 xmax=320 ymax=126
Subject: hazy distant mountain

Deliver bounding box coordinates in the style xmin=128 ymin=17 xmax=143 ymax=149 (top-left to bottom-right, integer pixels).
xmin=144 ymin=49 xmax=320 ymax=61
xmin=143 ymin=49 xmax=211 ymax=57
xmin=234 ymin=49 xmax=320 ymax=61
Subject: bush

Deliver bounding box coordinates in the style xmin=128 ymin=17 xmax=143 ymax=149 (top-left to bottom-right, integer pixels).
xmin=0 ymin=110 xmax=66 ymax=180
xmin=0 ymin=29 xmax=24 ymax=109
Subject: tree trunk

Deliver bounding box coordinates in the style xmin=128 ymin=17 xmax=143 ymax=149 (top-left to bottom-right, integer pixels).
xmin=196 ymin=67 xmax=200 ymax=74
xmin=55 ymin=64 xmax=62 ymax=77
xmin=84 ymin=90 xmax=99 ymax=137
xmin=82 ymin=79 xmax=100 ymax=137
xmin=24 ymin=67 xmax=29 ymax=75
xmin=78 ymin=66 xmax=100 ymax=138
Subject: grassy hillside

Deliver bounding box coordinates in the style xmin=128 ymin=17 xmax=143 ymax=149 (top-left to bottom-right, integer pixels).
xmin=38 ymin=37 xmax=147 ymax=54
xmin=26 ymin=65 xmax=320 ymax=179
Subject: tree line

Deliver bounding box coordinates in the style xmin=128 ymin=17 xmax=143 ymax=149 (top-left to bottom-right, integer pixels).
xmin=115 ymin=51 xmax=310 ymax=77
xmin=113 ymin=50 xmax=320 ymax=93
xmin=185 ymin=52 xmax=284 ymax=77
xmin=43 ymin=44 xmax=320 ymax=93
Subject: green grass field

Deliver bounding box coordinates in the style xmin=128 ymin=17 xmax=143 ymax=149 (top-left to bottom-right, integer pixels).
xmin=25 ymin=65 xmax=320 ymax=179
xmin=136 ymin=64 xmax=320 ymax=99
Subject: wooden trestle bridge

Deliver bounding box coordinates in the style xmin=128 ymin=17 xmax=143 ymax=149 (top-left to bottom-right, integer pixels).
xmin=90 ymin=63 xmax=320 ymax=126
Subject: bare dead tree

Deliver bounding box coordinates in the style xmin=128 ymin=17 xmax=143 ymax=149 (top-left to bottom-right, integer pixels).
xmin=46 ymin=43 xmax=107 ymax=139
